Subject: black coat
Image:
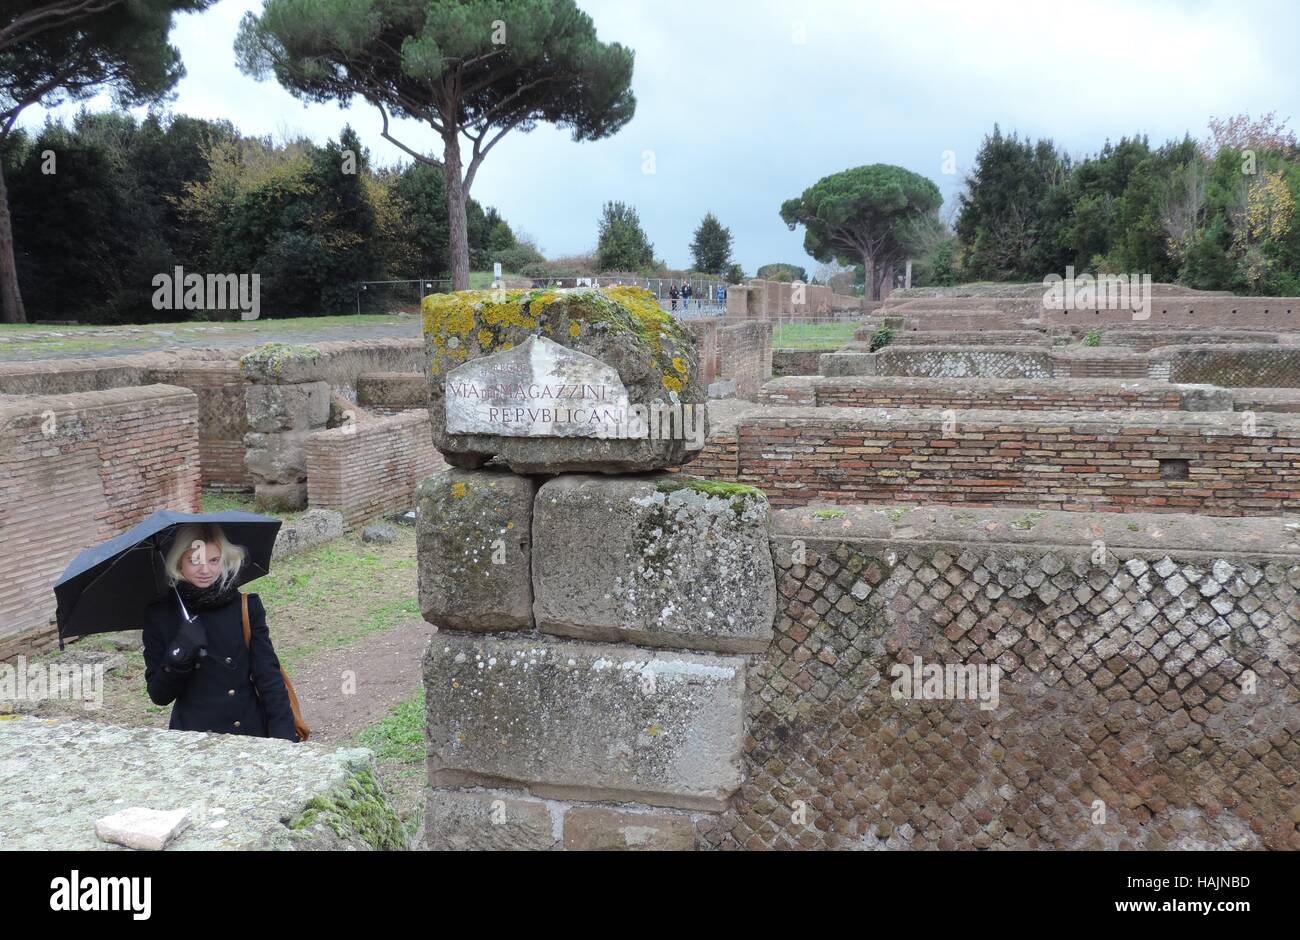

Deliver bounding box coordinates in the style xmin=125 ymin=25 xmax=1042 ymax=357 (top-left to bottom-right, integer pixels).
xmin=142 ymin=591 xmax=298 ymax=741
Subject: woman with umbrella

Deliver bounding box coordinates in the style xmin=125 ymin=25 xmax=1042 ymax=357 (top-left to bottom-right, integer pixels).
xmin=141 ymin=522 xmax=299 ymax=741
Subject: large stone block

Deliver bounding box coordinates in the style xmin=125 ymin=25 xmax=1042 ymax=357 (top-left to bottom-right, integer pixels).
xmin=819 ymin=352 xmax=877 ymax=376
xmin=0 ymin=717 xmax=406 ymax=850
xmin=423 ymin=287 xmax=707 ymax=473
xmin=424 ymin=789 xmax=559 ymax=851
xmin=244 ymin=429 xmax=310 ymax=483
xmin=424 ymin=634 xmax=746 ymax=811
xmin=532 ymin=474 xmax=776 ymax=653
xmin=416 ymin=467 xmax=535 ymax=631
xmin=245 ymin=382 xmax=330 ymax=432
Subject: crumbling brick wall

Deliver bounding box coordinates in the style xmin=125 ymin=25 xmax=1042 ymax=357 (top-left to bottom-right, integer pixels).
xmin=305 ymin=411 xmax=443 ymax=529
xmin=687 ymin=405 xmax=1300 ymax=515
xmin=0 ymin=386 xmax=201 ymax=654
xmin=718 ymin=322 xmax=773 ymax=398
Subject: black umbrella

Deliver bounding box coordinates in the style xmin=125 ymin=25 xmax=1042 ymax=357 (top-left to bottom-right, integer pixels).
xmin=53 ymin=509 xmax=282 ymax=649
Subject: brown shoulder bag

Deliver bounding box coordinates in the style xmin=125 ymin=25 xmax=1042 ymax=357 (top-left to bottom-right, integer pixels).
xmin=241 ymin=593 xmax=311 ymax=742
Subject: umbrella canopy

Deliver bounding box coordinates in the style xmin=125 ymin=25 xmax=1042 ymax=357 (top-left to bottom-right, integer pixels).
xmin=53 ymin=509 xmax=282 ymax=648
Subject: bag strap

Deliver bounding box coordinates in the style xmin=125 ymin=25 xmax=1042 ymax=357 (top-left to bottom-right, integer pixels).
xmin=241 ymin=593 xmax=311 ymax=742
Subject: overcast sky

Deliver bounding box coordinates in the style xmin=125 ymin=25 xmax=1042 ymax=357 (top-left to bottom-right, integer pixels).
xmin=21 ymin=0 xmax=1300 ymax=274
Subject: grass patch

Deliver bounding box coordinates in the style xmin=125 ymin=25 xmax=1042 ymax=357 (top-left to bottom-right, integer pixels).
xmin=772 ymin=322 xmax=858 ymax=349
xmin=348 ymin=690 xmax=425 ymax=766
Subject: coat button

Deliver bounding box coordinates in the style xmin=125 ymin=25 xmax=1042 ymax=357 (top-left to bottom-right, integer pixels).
xmin=228 ymin=689 xmax=236 ymax=697
xmin=225 ymin=657 xmax=232 ymax=664
xmin=233 ymin=721 xmax=241 ymax=728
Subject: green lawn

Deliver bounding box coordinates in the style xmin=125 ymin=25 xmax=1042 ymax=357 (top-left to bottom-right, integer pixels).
xmin=772 ymin=322 xmax=860 ymax=349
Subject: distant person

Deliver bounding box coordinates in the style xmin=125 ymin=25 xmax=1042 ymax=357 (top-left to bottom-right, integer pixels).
xmin=716 ymin=284 xmax=727 ymax=306
xmin=682 ymin=281 xmax=693 ymax=309
xmin=669 ymin=283 xmax=679 ymax=311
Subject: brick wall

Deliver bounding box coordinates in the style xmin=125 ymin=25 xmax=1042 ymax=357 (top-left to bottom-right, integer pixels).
xmin=0 ymin=386 xmax=202 ymax=654
xmin=888 ymin=330 xmax=1051 ymax=347
xmin=1100 ymin=330 xmax=1281 ymax=351
xmin=772 ymin=349 xmax=827 ymax=376
xmin=1040 ymin=297 xmax=1300 ymax=329
xmin=357 ymin=371 xmax=430 ymax=417
xmin=147 ymin=363 xmax=250 ymax=487
xmin=682 ymin=318 xmax=721 ymax=386
xmin=703 ymin=505 xmax=1300 ymax=849
xmin=305 ymin=411 xmax=444 ymax=529
xmin=718 ymin=322 xmax=772 ymax=398
xmin=687 ymin=404 xmax=1300 ymax=515
xmin=768 ymin=377 xmax=1228 ymax=412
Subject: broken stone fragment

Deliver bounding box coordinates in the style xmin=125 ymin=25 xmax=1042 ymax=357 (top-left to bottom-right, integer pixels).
xmin=94 ymin=806 xmax=192 ymax=851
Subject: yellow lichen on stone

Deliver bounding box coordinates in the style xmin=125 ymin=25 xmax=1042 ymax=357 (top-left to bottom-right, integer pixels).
xmin=450 ymin=482 xmax=467 ymax=499
xmin=569 ymin=321 xmax=581 ymax=338
xmin=477 ymin=329 xmax=494 ymax=349
xmin=672 ymin=357 xmax=687 ymax=375
xmin=662 ymin=375 xmax=683 ymax=392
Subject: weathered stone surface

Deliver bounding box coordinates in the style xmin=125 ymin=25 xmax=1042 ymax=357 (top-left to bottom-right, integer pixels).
xmin=424 ymin=634 xmax=746 ymax=811
xmin=245 ymin=382 xmax=330 ymax=432
xmin=0 ymin=717 xmax=407 ymax=850
xmin=95 ymin=806 xmax=191 ymax=851
xmin=271 ymin=508 xmax=344 ymax=560
xmin=423 ymin=287 xmax=707 ymax=473
xmin=416 ymin=467 xmax=535 ymax=631
xmin=255 ymin=482 xmax=307 ymax=512
xmin=424 ymin=788 xmax=559 ymax=851
xmin=819 ymin=352 xmax=877 ymax=376
xmin=245 ymin=429 xmax=310 ymax=483
xmin=238 ymin=343 xmax=327 ymax=385
xmin=532 ymin=474 xmax=776 ymax=653
xmin=563 ymin=806 xmax=697 ymax=851
xmin=446 ymin=335 xmax=632 ymax=437
xmin=362 ymin=524 xmax=396 ymax=544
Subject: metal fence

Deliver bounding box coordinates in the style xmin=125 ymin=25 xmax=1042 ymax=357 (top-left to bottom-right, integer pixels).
xmin=355 ymin=279 xmax=452 ymax=315
xmin=355 ymin=274 xmax=730 ymax=318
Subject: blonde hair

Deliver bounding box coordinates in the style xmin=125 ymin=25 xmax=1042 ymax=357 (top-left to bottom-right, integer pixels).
xmin=164 ymin=523 xmax=247 ymax=593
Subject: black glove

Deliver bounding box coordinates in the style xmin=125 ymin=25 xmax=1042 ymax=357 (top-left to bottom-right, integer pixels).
xmin=165 ymin=614 xmax=207 ymax=667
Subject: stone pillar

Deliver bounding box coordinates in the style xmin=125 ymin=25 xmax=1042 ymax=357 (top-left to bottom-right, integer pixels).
xmin=417 ymin=286 xmax=778 ymax=850
xmin=240 ymin=344 xmax=332 ymax=510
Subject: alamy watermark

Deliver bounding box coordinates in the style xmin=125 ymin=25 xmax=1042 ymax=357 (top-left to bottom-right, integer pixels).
xmin=591 ymin=402 xmax=706 ymax=450
xmin=889 ymin=656 xmax=1000 ymax=711
xmin=152 ymin=266 xmax=260 ymax=320
xmin=1 ymin=655 xmax=105 ymax=712
xmin=1043 ymin=265 xmax=1151 ymax=321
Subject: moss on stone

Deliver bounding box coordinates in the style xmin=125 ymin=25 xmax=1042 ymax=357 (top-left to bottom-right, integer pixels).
xmin=813 ymin=509 xmax=847 ymax=520
xmin=654 ymin=477 xmax=766 ymax=518
xmin=239 ymin=342 xmax=322 ymax=375
xmin=286 ymin=766 xmax=406 ymax=850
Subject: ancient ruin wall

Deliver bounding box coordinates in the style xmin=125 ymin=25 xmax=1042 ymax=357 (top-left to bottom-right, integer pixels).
xmin=687 ymin=405 xmax=1300 ymax=515
xmin=304 ymin=411 xmax=443 ymax=529
xmin=0 ymin=386 xmax=201 ymax=653
xmin=703 ymin=506 xmax=1299 ymax=850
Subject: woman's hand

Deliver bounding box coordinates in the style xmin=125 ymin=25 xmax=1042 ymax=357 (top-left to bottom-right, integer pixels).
xmin=166 ymin=615 xmax=208 ymax=665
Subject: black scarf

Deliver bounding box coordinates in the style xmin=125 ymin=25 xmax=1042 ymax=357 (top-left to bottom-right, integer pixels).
xmin=176 ymin=577 xmax=240 ymax=612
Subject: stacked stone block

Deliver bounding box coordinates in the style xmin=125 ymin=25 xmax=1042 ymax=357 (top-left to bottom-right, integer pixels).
xmin=418 ymin=287 xmax=779 ymax=850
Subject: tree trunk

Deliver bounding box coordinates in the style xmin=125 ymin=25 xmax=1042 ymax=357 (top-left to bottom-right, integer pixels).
xmin=862 ymin=253 xmax=876 ymax=305
xmin=0 ymin=158 xmax=26 ymax=324
xmin=440 ymin=131 xmax=471 ymax=291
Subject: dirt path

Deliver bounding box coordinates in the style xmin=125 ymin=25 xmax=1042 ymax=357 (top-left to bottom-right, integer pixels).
xmin=290 ymin=618 xmax=433 ymax=747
